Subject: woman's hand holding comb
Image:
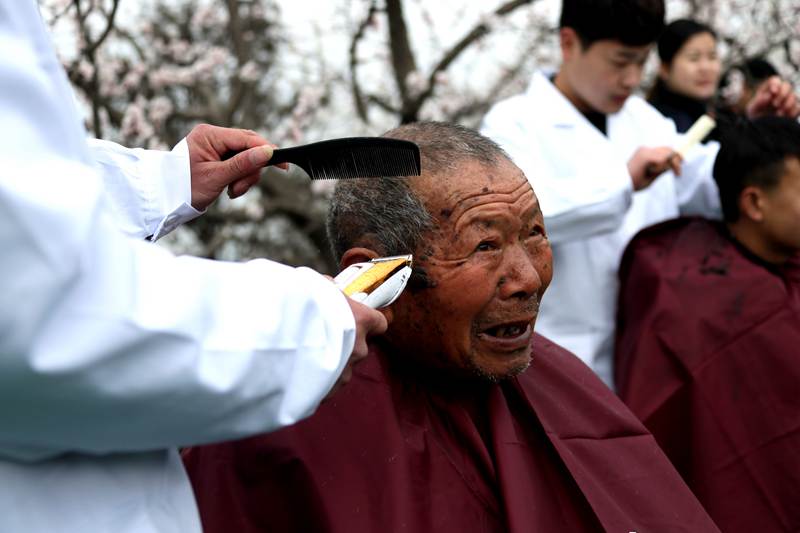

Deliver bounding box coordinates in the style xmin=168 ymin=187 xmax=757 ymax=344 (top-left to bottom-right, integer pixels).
xmin=186 ymin=124 xmax=287 ymax=211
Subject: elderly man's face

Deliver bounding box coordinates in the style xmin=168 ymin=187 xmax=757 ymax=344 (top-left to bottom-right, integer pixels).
xmin=385 ymin=157 xmax=552 ymax=380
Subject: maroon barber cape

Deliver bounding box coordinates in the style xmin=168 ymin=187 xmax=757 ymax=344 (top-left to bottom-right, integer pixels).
xmin=615 ymin=217 xmax=800 ymax=533
xmin=185 ymin=333 xmax=717 ymax=533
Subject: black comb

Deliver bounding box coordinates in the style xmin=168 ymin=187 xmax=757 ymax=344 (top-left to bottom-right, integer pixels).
xmin=267 ymin=137 xmax=421 ymax=180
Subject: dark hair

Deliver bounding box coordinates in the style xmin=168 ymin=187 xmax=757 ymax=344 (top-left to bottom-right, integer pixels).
xmin=713 ymin=116 xmax=800 ymax=222
xmin=560 ymin=0 xmax=665 ymax=47
xmin=720 ymin=57 xmax=778 ymax=92
xmin=326 ymin=122 xmax=510 ymax=263
xmin=657 ymin=19 xmax=716 ymax=65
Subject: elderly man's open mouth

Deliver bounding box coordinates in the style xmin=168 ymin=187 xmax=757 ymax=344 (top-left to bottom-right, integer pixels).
xmin=477 ymin=319 xmax=534 ymax=351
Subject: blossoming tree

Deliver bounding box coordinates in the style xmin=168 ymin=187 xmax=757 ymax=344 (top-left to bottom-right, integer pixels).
xmin=42 ymin=0 xmax=800 ymax=271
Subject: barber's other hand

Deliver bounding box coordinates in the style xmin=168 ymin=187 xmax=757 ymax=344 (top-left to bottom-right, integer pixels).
xmin=628 ymin=146 xmax=682 ymax=191
xmin=747 ymin=76 xmax=800 ymax=119
xmin=186 ymin=124 xmax=278 ymax=211
xmin=326 ymin=296 xmax=388 ymax=399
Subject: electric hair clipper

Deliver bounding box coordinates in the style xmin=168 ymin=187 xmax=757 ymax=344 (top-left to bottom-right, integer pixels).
xmin=333 ymin=254 xmax=413 ymax=309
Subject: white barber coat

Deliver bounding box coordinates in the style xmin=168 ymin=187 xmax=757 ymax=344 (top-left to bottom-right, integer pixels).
xmin=481 ymin=71 xmax=721 ymax=388
xmin=0 ymin=3 xmax=355 ymax=531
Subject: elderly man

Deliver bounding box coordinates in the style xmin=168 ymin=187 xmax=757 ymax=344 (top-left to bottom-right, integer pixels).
xmin=184 ymin=122 xmax=718 ymax=532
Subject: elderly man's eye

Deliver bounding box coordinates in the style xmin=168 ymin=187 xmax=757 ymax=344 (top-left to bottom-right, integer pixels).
xmin=528 ymin=226 xmax=544 ymax=238
xmin=475 ymin=241 xmax=497 ymax=252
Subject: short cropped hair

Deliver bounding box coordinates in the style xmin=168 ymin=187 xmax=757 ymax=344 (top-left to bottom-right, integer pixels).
xmin=720 ymin=57 xmax=778 ymax=93
xmin=713 ymin=116 xmax=800 ymax=222
xmin=560 ymin=0 xmax=665 ymax=48
xmin=326 ymin=122 xmax=510 ymax=263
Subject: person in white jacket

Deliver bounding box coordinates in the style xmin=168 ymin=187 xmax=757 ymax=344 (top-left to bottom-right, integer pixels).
xmin=481 ymin=0 xmax=799 ymax=388
xmin=0 ymin=2 xmax=387 ymax=532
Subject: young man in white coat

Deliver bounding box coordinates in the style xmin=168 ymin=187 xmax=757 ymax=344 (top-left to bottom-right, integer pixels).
xmin=481 ymin=0 xmax=798 ymax=388
xmin=0 ymin=2 xmax=386 ymax=532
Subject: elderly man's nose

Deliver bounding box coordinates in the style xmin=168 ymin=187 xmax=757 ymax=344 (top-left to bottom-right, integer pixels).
xmin=499 ymin=246 xmax=541 ymax=299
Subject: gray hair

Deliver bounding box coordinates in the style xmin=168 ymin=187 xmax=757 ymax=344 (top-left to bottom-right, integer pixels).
xmin=326 ymin=121 xmax=510 ymax=262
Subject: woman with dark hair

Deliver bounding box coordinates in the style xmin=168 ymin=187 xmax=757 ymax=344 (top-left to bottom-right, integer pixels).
xmin=649 ymin=19 xmax=721 ymax=132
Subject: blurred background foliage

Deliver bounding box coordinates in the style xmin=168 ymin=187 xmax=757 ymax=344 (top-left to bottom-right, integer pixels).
xmin=41 ymin=0 xmax=800 ymax=273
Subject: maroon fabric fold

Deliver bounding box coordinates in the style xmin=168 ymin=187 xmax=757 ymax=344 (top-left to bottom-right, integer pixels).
xmin=185 ymin=334 xmax=718 ymax=532
xmin=615 ymin=217 xmax=800 ymax=533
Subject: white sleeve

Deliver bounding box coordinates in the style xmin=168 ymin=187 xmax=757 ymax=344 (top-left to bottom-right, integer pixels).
xmin=86 ymin=138 xmax=203 ymax=241
xmin=481 ymin=102 xmax=633 ymax=245
xmin=675 ymin=139 xmax=723 ymax=218
xmin=0 ymin=1 xmax=355 ymax=462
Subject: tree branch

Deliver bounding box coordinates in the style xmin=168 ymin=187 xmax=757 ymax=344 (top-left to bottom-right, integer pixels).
xmin=84 ymin=0 xmax=120 ymax=56
xmin=366 ymin=93 xmax=400 ymax=114
xmin=348 ymin=0 xmax=379 ymax=123
xmin=403 ymin=0 xmax=537 ymax=122
xmin=225 ymin=0 xmax=248 ymax=63
xmin=385 ymin=0 xmax=417 ymax=106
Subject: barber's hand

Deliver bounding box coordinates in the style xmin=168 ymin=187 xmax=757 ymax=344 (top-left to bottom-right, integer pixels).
xmin=628 ymin=146 xmax=682 ymax=191
xmin=326 ymin=296 xmax=388 ymax=399
xmin=747 ymin=76 xmax=800 ymax=119
xmin=186 ymin=124 xmax=281 ymax=211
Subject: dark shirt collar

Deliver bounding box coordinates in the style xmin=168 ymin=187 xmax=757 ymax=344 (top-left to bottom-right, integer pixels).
xmin=649 ymin=81 xmax=709 ymax=133
xmin=582 ymin=110 xmax=607 ymax=135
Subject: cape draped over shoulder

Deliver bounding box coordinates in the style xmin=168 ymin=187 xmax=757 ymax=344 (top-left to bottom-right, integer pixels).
xmin=185 ymin=334 xmax=718 ymax=532
xmin=615 ymin=217 xmax=800 ymax=533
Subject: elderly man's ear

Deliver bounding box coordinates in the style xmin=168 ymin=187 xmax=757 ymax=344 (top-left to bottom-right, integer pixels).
xmin=339 ymin=247 xmax=396 ymax=326
xmin=340 ymin=247 xmax=381 ymax=269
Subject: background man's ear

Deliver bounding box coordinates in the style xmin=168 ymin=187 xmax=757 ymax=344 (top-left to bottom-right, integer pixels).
xmin=340 ymin=247 xmax=380 ymax=270
xmin=559 ymin=27 xmax=580 ymax=61
xmin=739 ymin=186 xmax=766 ymax=222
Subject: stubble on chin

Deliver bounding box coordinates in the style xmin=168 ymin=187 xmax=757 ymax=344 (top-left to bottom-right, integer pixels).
xmin=467 ymin=354 xmax=531 ymax=383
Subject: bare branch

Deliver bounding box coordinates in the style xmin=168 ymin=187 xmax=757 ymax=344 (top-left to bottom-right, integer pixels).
xmin=385 ymin=0 xmax=418 ymax=105
xmin=783 ymin=39 xmax=800 ymax=74
xmin=114 ymin=27 xmax=147 ymax=62
xmin=348 ymin=0 xmax=380 ymax=123
xmin=366 ymin=94 xmax=400 ymax=114
xmin=403 ymin=0 xmax=537 ymax=123
xmin=225 ymin=0 xmax=247 ymax=63
xmin=84 ymin=0 xmax=120 ymax=56
xmin=44 ymin=1 xmax=77 ymax=25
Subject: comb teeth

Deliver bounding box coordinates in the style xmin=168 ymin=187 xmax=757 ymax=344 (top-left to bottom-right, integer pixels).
xmin=299 ymin=146 xmax=420 ymax=180
xmin=268 ymin=137 xmax=421 ymax=181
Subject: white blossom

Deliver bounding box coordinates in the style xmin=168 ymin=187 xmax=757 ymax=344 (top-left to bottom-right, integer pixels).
xmin=148 ymin=96 xmax=174 ymax=125
xmin=405 ymin=70 xmax=426 ymax=96
xmin=76 ymin=58 xmax=95 ymax=81
xmin=239 ymin=60 xmax=261 ymax=82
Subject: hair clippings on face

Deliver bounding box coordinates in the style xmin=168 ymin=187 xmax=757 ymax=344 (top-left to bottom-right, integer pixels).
xmin=334 ymin=255 xmax=413 ymax=309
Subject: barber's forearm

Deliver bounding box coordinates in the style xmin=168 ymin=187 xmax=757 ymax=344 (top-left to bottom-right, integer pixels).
xmin=0 ymin=230 xmax=355 ymax=458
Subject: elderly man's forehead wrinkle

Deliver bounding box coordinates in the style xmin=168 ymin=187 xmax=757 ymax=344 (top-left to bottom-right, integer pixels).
xmin=448 ymin=182 xmax=536 ymax=222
